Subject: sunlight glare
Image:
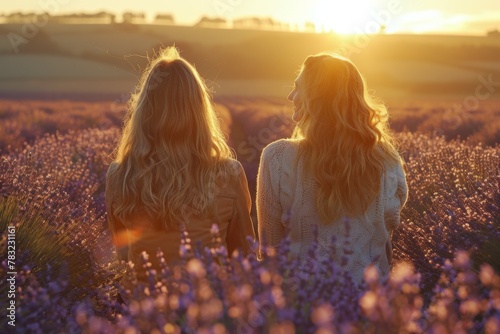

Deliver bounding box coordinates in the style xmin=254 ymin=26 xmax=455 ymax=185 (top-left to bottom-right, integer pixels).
xmin=312 ymin=0 xmax=373 ymax=33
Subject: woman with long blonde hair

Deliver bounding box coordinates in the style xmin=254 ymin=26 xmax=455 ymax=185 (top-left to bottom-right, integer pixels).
xmin=257 ymin=52 xmax=408 ymax=284
xmin=106 ymin=47 xmax=255 ymax=297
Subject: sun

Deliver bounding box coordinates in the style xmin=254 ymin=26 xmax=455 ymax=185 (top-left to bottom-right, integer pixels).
xmin=311 ymin=0 xmax=373 ymax=34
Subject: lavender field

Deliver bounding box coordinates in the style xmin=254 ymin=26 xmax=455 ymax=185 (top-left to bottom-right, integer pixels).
xmin=0 ymin=98 xmax=499 ymax=333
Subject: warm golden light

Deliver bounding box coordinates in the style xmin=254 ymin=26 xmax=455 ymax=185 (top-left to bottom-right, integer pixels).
xmin=312 ymin=0 xmax=373 ymax=33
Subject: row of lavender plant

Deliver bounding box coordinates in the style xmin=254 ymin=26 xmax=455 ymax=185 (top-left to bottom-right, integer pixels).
xmin=0 ymin=129 xmax=121 ymax=332
xmin=394 ymin=133 xmax=500 ymax=300
xmin=2 ymin=99 xmax=500 ymax=154
xmin=0 ymin=100 xmax=124 ymax=153
xmin=0 ymin=128 xmax=499 ymax=332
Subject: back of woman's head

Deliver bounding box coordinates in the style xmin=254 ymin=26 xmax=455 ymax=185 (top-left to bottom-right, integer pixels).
xmin=112 ymin=47 xmax=234 ymax=228
xmin=295 ymin=53 xmax=378 ymax=141
xmin=123 ymin=47 xmax=226 ymax=157
xmin=293 ymin=52 xmax=401 ymax=223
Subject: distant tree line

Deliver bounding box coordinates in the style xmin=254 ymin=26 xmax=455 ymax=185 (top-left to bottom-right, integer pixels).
xmin=0 ymin=11 xmax=174 ymax=25
xmin=487 ymin=29 xmax=500 ymax=38
xmin=195 ymin=16 xmax=290 ymax=31
xmin=0 ymin=11 xmax=308 ymax=31
xmin=193 ymin=16 xmax=308 ymax=31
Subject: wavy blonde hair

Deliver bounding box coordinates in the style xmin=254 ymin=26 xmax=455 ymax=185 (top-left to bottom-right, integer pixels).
xmin=110 ymin=47 xmax=234 ymax=229
xmin=292 ymin=52 xmax=402 ymax=223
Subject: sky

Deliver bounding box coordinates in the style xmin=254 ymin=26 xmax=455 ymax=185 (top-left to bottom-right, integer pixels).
xmin=3 ymin=0 xmax=500 ymax=35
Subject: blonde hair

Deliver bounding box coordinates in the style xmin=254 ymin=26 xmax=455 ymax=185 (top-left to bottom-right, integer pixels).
xmin=292 ymin=52 xmax=402 ymax=223
xmin=110 ymin=47 xmax=234 ymax=229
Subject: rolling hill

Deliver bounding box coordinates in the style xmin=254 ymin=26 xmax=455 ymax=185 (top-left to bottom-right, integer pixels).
xmin=1 ymin=23 xmax=500 ymax=100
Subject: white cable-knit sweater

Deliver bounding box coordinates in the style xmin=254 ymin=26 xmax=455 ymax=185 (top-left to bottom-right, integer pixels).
xmin=257 ymin=139 xmax=409 ymax=285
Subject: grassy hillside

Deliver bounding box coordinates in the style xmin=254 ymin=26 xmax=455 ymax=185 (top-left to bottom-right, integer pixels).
xmin=1 ymin=23 xmax=500 ymax=99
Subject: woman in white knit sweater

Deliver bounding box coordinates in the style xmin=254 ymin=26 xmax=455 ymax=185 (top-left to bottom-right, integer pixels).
xmin=257 ymin=52 xmax=408 ymax=285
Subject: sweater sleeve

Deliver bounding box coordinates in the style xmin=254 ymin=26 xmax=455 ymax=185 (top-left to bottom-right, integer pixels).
xmin=226 ymin=162 xmax=256 ymax=257
xmin=105 ymin=163 xmax=128 ymax=262
xmin=384 ymin=160 xmax=409 ymax=231
xmin=257 ymin=144 xmax=285 ymax=256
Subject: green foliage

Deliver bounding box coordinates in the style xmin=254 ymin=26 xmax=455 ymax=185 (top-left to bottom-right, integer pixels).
xmin=0 ymin=197 xmax=86 ymax=297
xmin=0 ymin=195 xmax=123 ymax=331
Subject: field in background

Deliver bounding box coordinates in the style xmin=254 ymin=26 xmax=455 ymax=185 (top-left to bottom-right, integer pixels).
xmin=2 ymin=97 xmax=499 ymax=152
xmin=1 ymin=23 xmax=500 ymax=99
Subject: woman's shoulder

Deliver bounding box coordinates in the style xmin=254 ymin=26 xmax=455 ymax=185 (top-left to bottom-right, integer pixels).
xmin=105 ymin=163 xmax=121 ymax=205
xmin=382 ymin=153 xmax=405 ymax=174
xmin=262 ymin=138 xmax=300 ymax=159
xmin=224 ymin=157 xmax=245 ymax=176
xmin=106 ymin=162 xmax=120 ymax=180
xmin=105 ymin=162 xmax=123 ymax=194
xmin=212 ymin=158 xmax=249 ymax=197
xmin=381 ymin=154 xmax=406 ymax=190
xmin=215 ymin=158 xmax=246 ymax=184
xmin=107 ymin=161 xmax=119 ymax=172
